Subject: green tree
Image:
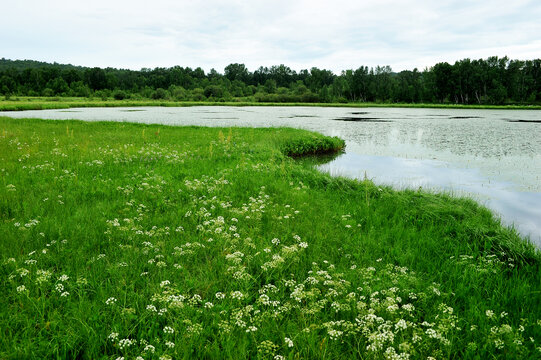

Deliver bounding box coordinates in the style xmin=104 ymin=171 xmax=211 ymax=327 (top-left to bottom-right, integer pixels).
xmin=0 ymin=75 xmax=16 ymax=94
xmin=432 ymin=62 xmax=454 ymax=103
xmin=69 ymin=81 xmax=90 ymax=97
xmin=264 ymin=79 xmax=277 ymax=94
xmin=85 ymin=67 xmax=107 ymax=90
xmin=204 ymin=85 xmax=224 ymax=99
xmin=46 ymin=77 xmax=69 ymax=95
xmin=224 ymin=63 xmax=250 ymax=83
xmin=151 ymin=88 xmax=168 ymax=100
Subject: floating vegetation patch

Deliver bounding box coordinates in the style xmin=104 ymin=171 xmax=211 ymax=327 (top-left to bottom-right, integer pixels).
xmin=506 ymin=119 xmax=541 ymax=123
xmin=449 ymin=116 xmax=483 ymax=119
xmin=282 ymin=115 xmax=321 ymax=119
xmin=333 ymin=117 xmax=393 ymax=122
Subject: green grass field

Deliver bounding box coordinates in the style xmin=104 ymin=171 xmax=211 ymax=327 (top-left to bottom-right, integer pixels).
xmin=0 ymin=117 xmax=539 ymax=359
xmin=1 ymin=97 xmax=541 ymax=111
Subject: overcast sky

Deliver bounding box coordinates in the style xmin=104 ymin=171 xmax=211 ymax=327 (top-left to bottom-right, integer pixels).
xmin=2 ymin=0 xmax=540 ymax=74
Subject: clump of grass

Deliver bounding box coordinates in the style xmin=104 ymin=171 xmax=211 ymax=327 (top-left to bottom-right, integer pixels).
xmin=278 ymin=133 xmax=345 ymax=157
xmin=0 ymin=117 xmax=539 ymax=359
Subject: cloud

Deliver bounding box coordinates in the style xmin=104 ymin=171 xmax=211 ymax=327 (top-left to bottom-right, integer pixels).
xmin=1 ymin=0 xmax=540 ymax=73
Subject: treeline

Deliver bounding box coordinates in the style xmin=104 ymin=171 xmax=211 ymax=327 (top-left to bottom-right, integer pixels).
xmin=1 ymin=57 xmax=540 ymax=105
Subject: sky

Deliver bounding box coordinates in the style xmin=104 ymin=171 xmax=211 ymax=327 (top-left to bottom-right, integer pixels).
xmin=2 ymin=0 xmax=540 ymax=74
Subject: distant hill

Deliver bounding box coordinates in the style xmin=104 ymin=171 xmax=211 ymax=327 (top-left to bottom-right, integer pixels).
xmin=0 ymin=58 xmax=85 ymax=71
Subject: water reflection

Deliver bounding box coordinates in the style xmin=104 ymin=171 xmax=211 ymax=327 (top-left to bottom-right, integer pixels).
xmin=319 ymin=152 xmax=541 ymax=246
xmin=296 ymin=151 xmax=345 ymax=167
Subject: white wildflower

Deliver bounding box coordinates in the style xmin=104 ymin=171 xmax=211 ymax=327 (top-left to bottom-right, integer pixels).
xmin=328 ymin=329 xmax=343 ymax=341
xmin=402 ymin=304 xmax=415 ymax=312
xmin=284 ymin=337 xmax=294 ymax=348
xmin=118 ymin=338 xmax=134 ymax=349
xmin=245 ymin=326 xmax=258 ymax=333
xmin=106 ymin=297 xmax=117 ymax=305
xmin=204 ymin=302 xmax=214 ymax=309
xmin=395 ymin=319 xmax=408 ymax=331
xmin=231 ymin=291 xmax=244 ymax=300
xmin=144 ymin=344 xmax=155 ymax=353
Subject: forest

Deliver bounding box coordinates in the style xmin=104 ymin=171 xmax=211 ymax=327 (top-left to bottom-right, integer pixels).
xmin=1 ymin=57 xmax=540 ymax=105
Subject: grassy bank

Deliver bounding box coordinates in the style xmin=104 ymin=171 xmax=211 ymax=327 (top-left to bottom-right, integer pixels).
xmin=0 ymin=118 xmax=539 ymax=359
xmin=2 ymin=97 xmax=541 ymax=111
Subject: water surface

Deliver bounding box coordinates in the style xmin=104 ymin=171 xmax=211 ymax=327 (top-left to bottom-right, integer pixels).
xmin=4 ymin=106 xmax=540 ymax=245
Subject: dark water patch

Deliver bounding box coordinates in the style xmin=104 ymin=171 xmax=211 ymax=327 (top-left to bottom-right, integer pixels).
xmin=120 ymin=109 xmax=146 ymax=112
xmin=350 ymin=112 xmax=370 ymax=115
xmin=449 ymin=116 xmax=483 ymax=119
xmin=59 ymin=110 xmax=82 ymax=112
xmin=201 ymin=117 xmax=240 ymax=120
xmin=281 ymin=115 xmax=321 ymax=119
xmin=296 ymin=151 xmax=344 ymax=166
xmin=507 ymin=119 xmax=541 ymax=123
xmin=334 ymin=117 xmax=392 ymax=122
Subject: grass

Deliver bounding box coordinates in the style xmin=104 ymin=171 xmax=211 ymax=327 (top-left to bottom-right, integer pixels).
xmin=0 ymin=117 xmax=540 ymax=359
xmin=1 ymin=96 xmax=541 ymax=111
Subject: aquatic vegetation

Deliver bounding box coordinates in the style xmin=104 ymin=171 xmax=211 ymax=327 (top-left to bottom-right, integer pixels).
xmin=0 ymin=118 xmax=539 ymax=359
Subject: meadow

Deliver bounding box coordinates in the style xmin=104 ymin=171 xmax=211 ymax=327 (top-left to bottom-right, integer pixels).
xmin=0 ymin=117 xmax=540 ymax=359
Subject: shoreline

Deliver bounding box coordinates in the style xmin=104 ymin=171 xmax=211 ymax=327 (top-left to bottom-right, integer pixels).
xmin=2 ymin=97 xmax=541 ymax=111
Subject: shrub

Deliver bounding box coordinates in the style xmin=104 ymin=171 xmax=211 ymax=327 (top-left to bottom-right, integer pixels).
xmin=113 ymin=90 xmax=127 ymax=100
xmin=151 ymin=88 xmax=168 ymax=100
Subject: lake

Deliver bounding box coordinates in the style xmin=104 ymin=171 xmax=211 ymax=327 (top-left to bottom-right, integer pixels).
xmin=3 ymin=106 xmax=540 ymax=246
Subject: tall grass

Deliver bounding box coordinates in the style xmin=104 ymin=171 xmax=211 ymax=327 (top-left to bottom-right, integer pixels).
xmin=0 ymin=117 xmax=539 ymax=359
